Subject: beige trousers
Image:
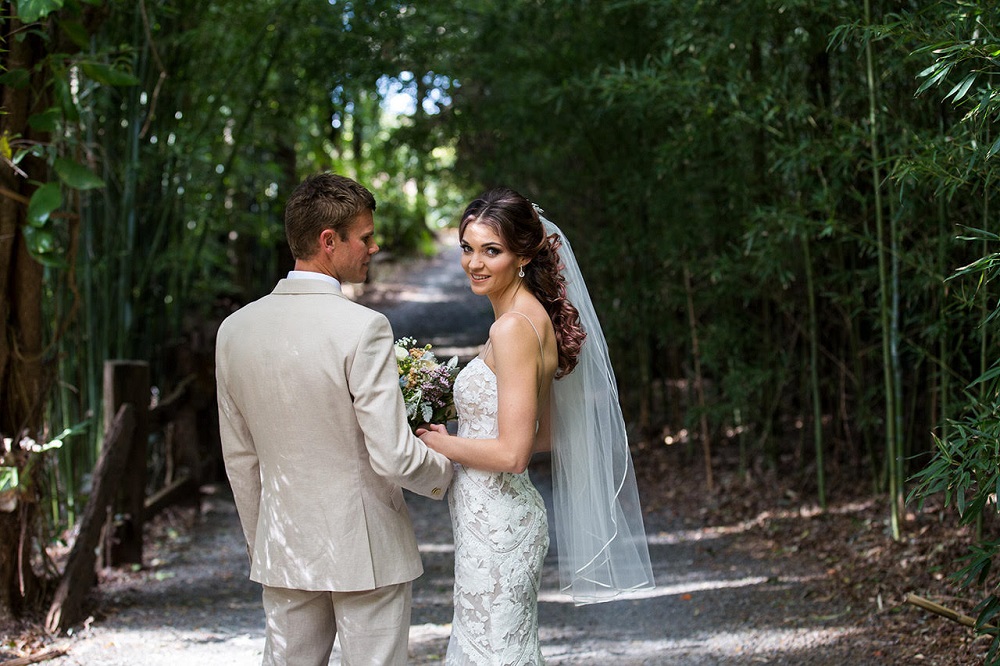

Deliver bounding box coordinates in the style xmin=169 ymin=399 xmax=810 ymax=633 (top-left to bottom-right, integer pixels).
xmin=261 ymin=582 xmax=412 ymax=665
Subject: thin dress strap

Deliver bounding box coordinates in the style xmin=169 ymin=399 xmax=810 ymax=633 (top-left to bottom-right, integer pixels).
xmin=506 ymin=311 xmax=544 ymax=392
xmin=506 ymin=311 xmax=544 ymax=363
xmin=483 ymin=311 xmax=545 ymax=387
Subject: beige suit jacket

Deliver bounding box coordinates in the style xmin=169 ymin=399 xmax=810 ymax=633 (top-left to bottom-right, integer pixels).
xmin=216 ymin=278 xmax=453 ymax=591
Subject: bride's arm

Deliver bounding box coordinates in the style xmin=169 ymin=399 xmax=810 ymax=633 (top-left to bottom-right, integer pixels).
xmin=419 ymin=316 xmax=540 ymax=473
xmin=532 ymin=404 xmax=551 ymax=453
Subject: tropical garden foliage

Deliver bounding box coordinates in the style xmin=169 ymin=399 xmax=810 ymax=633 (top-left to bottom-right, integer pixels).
xmin=2 ymin=0 xmax=1000 ymax=655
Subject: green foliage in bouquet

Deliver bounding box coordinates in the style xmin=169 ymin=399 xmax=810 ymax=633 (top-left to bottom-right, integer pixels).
xmin=395 ymin=337 xmax=460 ymax=429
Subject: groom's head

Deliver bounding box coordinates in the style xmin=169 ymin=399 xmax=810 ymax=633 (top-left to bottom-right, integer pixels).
xmin=284 ymin=172 xmax=377 ymax=261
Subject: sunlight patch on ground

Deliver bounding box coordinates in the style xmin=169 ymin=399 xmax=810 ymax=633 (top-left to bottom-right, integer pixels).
xmin=376 ymin=286 xmax=466 ymax=303
xmin=57 ymin=629 xmax=263 ymax=665
xmin=540 ymin=626 xmax=862 ymax=663
xmin=344 ymin=282 xmax=465 ymax=302
xmin=410 ymin=622 xmax=452 ymax=643
xmin=538 ymin=575 xmax=771 ymax=604
xmin=647 ymin=527 xmax=738 ymax=545
xmin=659 ymin=498 xmax=881 ymax=541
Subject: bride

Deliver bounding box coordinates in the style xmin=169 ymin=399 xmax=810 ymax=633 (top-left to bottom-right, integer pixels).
xmin=418 ymin=187 xmax=654 ymax=665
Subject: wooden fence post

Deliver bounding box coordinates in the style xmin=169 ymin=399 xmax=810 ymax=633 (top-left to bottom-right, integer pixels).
xmin=102 ymin=360 xmax=150 ymax=567
xmin=46 ymin=404 xmax=135 ymax=633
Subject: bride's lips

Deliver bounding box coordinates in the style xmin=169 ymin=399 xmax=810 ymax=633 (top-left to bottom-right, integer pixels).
xmin=470 ymin=273 xmax=489 ymax=282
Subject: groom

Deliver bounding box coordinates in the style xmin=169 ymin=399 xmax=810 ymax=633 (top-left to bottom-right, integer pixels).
xmin=216 ymin=172 xmax=454 ymax=665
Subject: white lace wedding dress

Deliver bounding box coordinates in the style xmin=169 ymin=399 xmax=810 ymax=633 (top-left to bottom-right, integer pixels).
xmin=445 ymin=356 xmax=549 ymax=665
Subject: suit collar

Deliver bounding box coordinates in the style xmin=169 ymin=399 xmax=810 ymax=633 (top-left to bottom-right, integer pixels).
xmin=273 ymin=278 xmax=348 ymax=298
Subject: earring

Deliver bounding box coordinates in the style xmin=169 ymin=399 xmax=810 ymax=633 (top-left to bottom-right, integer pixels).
xmin=518 ymin=265 xmax=525 ymax=278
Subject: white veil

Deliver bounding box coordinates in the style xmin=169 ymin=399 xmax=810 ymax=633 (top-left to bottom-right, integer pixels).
xmin=538 ymin=207 xmax=656 ymax=605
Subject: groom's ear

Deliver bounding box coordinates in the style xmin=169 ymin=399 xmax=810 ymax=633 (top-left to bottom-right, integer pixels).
xmin=319 ymin=228 xmax=337 ymax=253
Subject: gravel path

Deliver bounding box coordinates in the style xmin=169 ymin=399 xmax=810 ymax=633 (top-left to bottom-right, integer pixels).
xmin=48 ymin=484 xmax=885 ymax=665
xmin=43 ymin=234 xmax=890 ymax=665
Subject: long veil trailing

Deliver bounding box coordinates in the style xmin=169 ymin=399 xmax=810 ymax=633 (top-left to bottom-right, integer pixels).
xmin=538 ymin=207 xmax=656 ymax=605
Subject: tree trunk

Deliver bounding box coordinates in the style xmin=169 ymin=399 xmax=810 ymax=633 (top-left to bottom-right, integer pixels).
xmin=0 ymin=6 xmax=50 ymax=620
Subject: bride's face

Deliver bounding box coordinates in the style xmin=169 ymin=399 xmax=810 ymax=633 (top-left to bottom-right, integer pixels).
xmin=460 ymin=222 xmax=521 ymax=297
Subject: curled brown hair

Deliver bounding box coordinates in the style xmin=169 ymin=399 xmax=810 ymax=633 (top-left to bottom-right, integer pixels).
xmin=460 ymin=187 xmax=586 ymax=377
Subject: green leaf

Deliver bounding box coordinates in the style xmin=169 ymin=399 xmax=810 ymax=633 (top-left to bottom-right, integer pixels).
xmin=28 ymin=107 xmax=61 ymax=133
xmin=61 ymin=20 xmax=90 ymax=49
xmin=988 ymin=135 xmax=1000 ymax=159
xmin=17 ymin=0 xmax=65 ymax=23
xmin=0 ymin=69 xmax=31 ymax=89
xmin=916 ymin=64 xmax=953 ymax=96
xmin=54 ymin=158 xmax=104 ymax=190
xmin=80 ymin=62 xmax=140 ymax=87
xmin=26 ymin=182 xmax=62 ymax=227
xmin=969 ymin=359 xmax=1000 ymax=385
xmin=13 ymin=145 xmax=45 ymax=166
xmin=947 ymin=73 xmax=977 ymax=103
xmin=21 ymin=225 xmax=64 ymax=267
xmin=0 ymin=467 xmax=18 ymax=493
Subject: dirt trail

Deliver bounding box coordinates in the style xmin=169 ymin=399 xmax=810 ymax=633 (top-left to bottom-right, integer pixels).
xmin=38 ymin=234 xmax=891 ymax=665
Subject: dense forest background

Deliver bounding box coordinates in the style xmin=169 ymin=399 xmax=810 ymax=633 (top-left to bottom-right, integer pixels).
xmin=3 ymin=0 xmax=1000 ymax=648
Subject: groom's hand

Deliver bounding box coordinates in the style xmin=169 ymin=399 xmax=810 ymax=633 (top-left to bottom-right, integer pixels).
xmin=416 ymin=423 xmax=447 ymax=437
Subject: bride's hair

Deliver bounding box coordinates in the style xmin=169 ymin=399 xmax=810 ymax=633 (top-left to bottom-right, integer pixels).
xmin=460 ymin=187 xmax=585 ymax=377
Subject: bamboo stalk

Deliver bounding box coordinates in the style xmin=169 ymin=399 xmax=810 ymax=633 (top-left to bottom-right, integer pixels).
xmin=863 ymin=0 xmax=901 ymax=542
xmin=801 ymin=234 xmax=826 ymax=509
xmin=683 ymin=265 xmax=713 ymax=492
xmin=904 ymin=593 xmax=994 ymax=631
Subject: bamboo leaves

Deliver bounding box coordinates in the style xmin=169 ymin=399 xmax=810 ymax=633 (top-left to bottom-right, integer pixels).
xmin=946 ymin=72 xmax=978 ymax=103
xmin=915 ymin=62 xmax=954 ymax=96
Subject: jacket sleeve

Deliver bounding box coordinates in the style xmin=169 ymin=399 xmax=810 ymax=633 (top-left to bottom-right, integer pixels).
xmin=348 ymin=314 xmax=453 ymax=499
xmin=216 ymin=331 xmax=262 ymax=557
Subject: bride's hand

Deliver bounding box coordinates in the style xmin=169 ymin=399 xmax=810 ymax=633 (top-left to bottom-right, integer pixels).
xmin=418 ymin=423 xmax=450 ymax=452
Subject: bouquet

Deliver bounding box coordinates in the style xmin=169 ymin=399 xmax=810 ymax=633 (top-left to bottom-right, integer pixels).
xmin=394 ymin=337 xmax=460 ymax=429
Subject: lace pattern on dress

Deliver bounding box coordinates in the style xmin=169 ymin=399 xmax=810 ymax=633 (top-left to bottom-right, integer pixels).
xmin=446 ymin=358 xmax=549 ymax=665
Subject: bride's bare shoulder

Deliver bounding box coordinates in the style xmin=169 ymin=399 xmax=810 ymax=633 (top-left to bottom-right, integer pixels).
xmin=489 ymin=309 xmax=544 ymax=340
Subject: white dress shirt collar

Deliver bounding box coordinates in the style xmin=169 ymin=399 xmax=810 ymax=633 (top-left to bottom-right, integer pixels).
xmin=286 ymin=270 xmax=342 ymax=292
